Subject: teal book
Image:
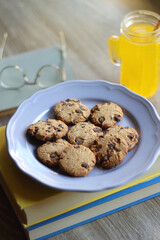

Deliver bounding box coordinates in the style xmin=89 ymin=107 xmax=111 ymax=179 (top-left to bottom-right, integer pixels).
xmin=0 ymin=46 xmax=75 ymax=114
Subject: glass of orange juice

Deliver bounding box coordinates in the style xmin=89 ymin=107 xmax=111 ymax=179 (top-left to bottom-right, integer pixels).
xmin=108 ymin=10 xmax=160 ymax=98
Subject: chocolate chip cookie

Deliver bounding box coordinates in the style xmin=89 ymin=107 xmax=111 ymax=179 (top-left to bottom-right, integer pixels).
xmin=90 ymin=102 xmax=123 ymax=129
xmin=59 ymin=145 xmax=96 ymax=177
xmin=105 ymin=125 xmax=139 ymax=151
xmin=67 ymin=122 xmax=103 ymax=147
xmin=90 ymin=133 xmax=128 ymax=169
xmin=37 ymin=139 xmax=70 ymax=168
xmin=54 ymin=98 xmax=90 ymax=124
xmin=27 ymin=119 xmax=68 ymax=142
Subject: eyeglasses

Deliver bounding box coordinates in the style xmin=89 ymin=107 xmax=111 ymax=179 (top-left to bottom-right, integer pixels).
xmin=0 ymin=31 xmax=67 ymax=90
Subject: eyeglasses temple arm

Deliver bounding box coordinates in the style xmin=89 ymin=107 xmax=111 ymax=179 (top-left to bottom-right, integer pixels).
xmin=0 ymin=33 xmax=8 ymax=60
xmin=59 ymin=31 xmax=67 ymax=81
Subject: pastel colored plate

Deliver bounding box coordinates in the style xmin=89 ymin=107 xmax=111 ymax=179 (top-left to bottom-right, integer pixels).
xmin=6 ymin=80 xmax=160 ymax=191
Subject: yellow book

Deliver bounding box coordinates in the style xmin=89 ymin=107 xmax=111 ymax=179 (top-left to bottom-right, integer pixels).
xmin=0 ymin=125 xmax=160 ymax=229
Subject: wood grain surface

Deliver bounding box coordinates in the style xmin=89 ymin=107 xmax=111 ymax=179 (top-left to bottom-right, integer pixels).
xmin=0 ymin=0 xmax=160 ymax=240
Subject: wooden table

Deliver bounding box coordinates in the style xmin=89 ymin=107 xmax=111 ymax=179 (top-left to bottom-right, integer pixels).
xmin=0 ymin=0 xmax=160 ymax=239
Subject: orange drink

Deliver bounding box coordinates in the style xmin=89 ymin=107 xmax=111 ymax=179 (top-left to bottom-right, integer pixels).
xmin=108 ymin=10 xmax=160 ymax=98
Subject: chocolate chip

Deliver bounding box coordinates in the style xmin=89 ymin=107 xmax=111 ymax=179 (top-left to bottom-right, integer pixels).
xmin=114 ymin=115 xmax=121 ymax=122
xmin=93 ymin=128 xmax=101 ymax=133
xmin=45 ymin=137 xmax=52 ymax=141
xmin=35 ymin=127 xmax=39 ymax=132
xmin=81 ymin=162 xmax=89 ymax=169
xmin=79 ymin=105 xmax=85 ymax=111
xmin=68 ymin=103 xmax=74 ymax=106
xmin=50 ymin=153 xmax=57 ymax=158
xmin=66 ymin=99 xmax=70 ymax=102
xmin=114 ymin=138 xmax=121 ymax=143
xmin=80 ymin=124 xmax=86 ymax=128
xmin=108 ymin=144 xmax=115 ymax=149
xmin=99 ymin=117 xmax=105 ymax=123
xmin=93 ymin=147 xmax=99 ymax=152
xmin=75 ymin=109 xmax=83 ymax=114
xmin=58 ymin=124 xmax=63 ymax=128
xmin=108 ymin=144 xmax=115 ymax=152
xmin=75 ymin=137 xmax=83 ymax=144
xmin=73 ymin=119 xmax=78 ymax=123
xmin=74 ymin=146 xmax=80 ymax=149
xmin=128 ymin=134 xmax=134 ymax=140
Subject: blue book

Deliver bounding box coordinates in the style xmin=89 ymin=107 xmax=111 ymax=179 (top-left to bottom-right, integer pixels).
xmin=27 ymin=179 xmax=160 ymax=240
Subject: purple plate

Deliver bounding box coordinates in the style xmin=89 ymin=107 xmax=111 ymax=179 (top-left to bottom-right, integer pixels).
xmin=6 ymin=80 xmax=160 ymax=191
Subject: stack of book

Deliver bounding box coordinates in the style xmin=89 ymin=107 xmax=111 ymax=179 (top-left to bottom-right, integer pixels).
xmin=0 ymin=126 xmax=160 ymax=240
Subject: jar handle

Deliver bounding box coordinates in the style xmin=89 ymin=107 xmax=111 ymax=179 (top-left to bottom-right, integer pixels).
xmin=108 ymin=35 xmax=121 ymax=66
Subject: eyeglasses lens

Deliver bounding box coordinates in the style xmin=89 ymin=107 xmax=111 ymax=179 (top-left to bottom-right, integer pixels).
xmin=0 ymin=67 xmax=25 ymax=89
xmin=36 ymin=65 xmax=62 ymax=88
